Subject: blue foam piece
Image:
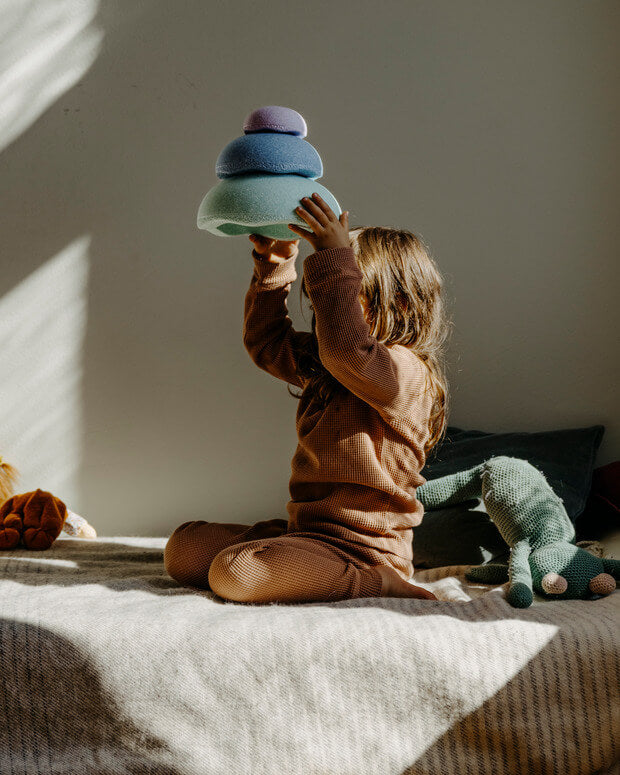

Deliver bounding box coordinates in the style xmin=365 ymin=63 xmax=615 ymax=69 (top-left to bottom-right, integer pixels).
xmin=216 ymin=134 xmax=323 ymax=179
xmin=197 ymin=173 xmax=341 ymax=239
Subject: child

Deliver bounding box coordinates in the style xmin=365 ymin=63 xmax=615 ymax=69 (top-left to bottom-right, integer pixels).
xmin=164 ymin=193 xmax=450 ymax=603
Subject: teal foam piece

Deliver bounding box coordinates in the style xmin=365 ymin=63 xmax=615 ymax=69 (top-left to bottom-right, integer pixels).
xmin=216 ymin=133 xmax=322 ymax=179
xmin=197 ymin=173 xmax=341 ymax=240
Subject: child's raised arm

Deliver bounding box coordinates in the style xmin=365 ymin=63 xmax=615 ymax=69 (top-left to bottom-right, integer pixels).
xmin=242 ymin=235 xmax=310 ymax=388
xmin=303 ymin=245 xmax=419 ymax=416
xmin=289 ymin=195 xmax=427 ymax=419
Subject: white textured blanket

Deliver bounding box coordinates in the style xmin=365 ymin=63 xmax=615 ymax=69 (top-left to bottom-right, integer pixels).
xmin=0 ymin=536 xmax=618 ymax=775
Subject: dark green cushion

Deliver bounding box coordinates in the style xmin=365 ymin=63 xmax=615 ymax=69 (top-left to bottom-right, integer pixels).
xmin=413 ymin=499 xmax=510 ymax=569
xmin=421 ymin=425 xmax=604 ymax=521
xmin=413 ymin=425 xmax=605 ymax=569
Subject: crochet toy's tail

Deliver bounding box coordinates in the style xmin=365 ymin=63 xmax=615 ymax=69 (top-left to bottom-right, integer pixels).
xmin=416 ymin=462 xmax=486 ymax=510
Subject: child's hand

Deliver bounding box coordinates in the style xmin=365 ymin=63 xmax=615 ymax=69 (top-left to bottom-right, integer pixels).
xmin=249 ymin=234 xmax=299 ymax=264
xmin=288 ymin=193 xmax=350 ymax=251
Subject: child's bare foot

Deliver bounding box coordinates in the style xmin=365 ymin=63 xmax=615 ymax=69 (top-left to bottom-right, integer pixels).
xmin=375 ymin=565 xmax=438 ymax=600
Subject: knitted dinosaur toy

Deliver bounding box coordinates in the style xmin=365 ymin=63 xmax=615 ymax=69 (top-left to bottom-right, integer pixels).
xmin=0 ymin=457 xmax=96 ymax=550
xmin=416 ymin=455 xmax=619 ymax=607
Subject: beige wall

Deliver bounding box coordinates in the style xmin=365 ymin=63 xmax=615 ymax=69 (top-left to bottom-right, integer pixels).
xmin=1 ymin=0 xmax=618 ymax=535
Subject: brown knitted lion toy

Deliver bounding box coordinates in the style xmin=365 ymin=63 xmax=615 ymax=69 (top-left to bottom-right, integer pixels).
xmin=0 ymin=489 xmax=68 ymax=550
xmin=0 ymin=457 xmax=96 ymax=551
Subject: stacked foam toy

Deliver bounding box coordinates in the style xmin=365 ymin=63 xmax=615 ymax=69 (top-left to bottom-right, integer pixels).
xmin=197 ymin=105 xmax=341 ymax=240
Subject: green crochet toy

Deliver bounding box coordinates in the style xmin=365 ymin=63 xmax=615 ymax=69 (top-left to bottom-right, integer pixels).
xmin=416 ymin=456 xmax=619 ymax=608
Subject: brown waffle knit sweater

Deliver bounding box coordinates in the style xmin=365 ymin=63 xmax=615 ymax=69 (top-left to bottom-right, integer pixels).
xmin=243 ymin=245 xmax=433 ymax=577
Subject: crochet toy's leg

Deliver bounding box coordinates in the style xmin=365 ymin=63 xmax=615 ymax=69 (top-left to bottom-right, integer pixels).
xmin=465 ymin=564 xmax=509 ymax=584
xmin=506 ymin=539 xmax=533 ymax=608
xmin=208 ymin=535 xmax=383 ymax=604
xmin=416 ymin=463 xmax=485 ymax=510
xmin=164 ymin=518 xmax=288 ymax=589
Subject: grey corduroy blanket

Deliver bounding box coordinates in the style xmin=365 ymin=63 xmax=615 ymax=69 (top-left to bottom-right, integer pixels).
xmin=0 ymin=536 xmax=618 ymax=775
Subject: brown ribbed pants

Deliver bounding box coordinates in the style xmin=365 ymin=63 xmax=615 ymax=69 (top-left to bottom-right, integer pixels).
xmin=163 ymin=518 xmax=384 ymax=604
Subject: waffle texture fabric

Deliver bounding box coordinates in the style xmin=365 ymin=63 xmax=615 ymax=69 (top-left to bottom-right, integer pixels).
xmin=164 ymin=518 xmax=383 ymax=603
xmin=164 ymin=246 xmax=433 ymax=603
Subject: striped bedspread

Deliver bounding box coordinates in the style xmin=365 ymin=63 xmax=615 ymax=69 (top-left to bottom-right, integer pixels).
xmin=0 ymin=536 xmax=618 ymax=775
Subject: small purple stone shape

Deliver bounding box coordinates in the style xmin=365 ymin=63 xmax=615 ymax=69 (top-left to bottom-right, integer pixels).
xmin=243 ymin=105 xmax=307 ymax=138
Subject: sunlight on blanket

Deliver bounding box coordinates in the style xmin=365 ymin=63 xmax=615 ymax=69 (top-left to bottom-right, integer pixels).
xmin=2 ymin=556 xmax=79 ymax=569
xmin=0 ymin=237 xmax=90 ymax=509
xmin=385 ymin=613 xmax=560 ymax=763
xmin=0 ymin=0 xmax=102 ymax=154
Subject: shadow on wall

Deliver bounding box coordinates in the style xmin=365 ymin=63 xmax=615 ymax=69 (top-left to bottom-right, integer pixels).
xmin=0 ymin=619 xmax=183 ymax=773
xmin=0 ymin=0 xmax=105 ymax=510
xmin=0 ymin=238 xmax=90 ymax=508
xmin=0 ymin=0 xmax=258 ymax=534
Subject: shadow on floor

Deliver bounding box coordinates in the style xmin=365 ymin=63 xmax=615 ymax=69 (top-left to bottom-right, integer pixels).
xmin=0 ymin=618 xmax=184 ymax=774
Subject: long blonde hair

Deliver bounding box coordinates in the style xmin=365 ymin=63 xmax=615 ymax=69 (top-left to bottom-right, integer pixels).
xmin=288 ymin=226 xmax=452 ymax=456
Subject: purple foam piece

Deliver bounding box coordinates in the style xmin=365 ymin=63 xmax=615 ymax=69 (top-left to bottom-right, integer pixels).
xmin=243 ymin=105 xmax=307 ymax=138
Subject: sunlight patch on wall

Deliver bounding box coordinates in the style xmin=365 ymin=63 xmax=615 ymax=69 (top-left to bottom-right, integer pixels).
xmin=0 ymin=0 xmax=102 ymax=154
xmin=0 ymin=237 xmax=90 ymax=509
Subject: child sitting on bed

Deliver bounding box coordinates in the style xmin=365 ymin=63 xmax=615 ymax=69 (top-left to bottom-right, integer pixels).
xmin=165 ymin=193 xmax=450 ymax=603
